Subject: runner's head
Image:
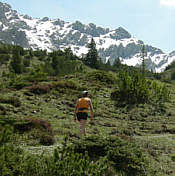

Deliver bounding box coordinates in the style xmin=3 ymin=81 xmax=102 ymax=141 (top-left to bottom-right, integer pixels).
xmin=82 ymin=90 xmax=88 ymax=97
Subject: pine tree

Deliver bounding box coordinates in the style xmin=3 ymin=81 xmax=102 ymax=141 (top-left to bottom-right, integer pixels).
xmin=51 ymin=52 xmax=60 ymax=75
xmin=141 ymin=45 xmax=147 ymax=77
xmin=84 ymin=38 xmax=99 ymax=68
xmin=113 ymin=57 xmax=121 ymax=68
xmin=64 ymin=47 xmax=74 ymax=60
xmin=10 ymin=48 xmax=23 ymax=74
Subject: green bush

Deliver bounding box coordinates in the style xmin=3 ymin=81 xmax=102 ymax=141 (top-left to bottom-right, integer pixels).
xmin=52 ymin=80 xmax=87 ymax=93
xmin=53 ymin=80 xmax=79 ymax=90
xmin=150 ymin=81 xmax=170 ymax=103
xmin=111 ymin=71 xmax=170 ymax=105
xmin=0 ymin=125 xmax=13 ymax=145
xmin=0 ymin=96 xmax=21 ymax=107
xmin=26 ymin=66 xmax=48 ymax=82
xmin=87 ymin=70 xmax=117 ymax=84
xmin=27 ymin=84 xmax=51 ymax=95
xmin=70 ymin=135 xmax=149 ymax=176
xmin=5 ymin=74 xmax=31 ymax=90
xmin=14 ymin=118 xmax=55 ymax=146
xmin=0 ymin=129 xmax=107 ymax=176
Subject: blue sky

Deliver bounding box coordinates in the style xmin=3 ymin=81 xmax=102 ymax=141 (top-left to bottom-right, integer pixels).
xmin=1 ymin=0 xmax=175 ymax=53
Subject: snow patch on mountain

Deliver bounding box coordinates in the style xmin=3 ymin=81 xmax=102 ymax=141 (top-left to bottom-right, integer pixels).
xmin=0 ymin=1 xmax=175 ymax=72
xmin=121 ymin=54 xmax=142 ymax=66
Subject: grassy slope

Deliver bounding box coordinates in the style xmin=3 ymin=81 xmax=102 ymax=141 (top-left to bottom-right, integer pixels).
xmin=1 ymin=70 xmax=175 ymax=175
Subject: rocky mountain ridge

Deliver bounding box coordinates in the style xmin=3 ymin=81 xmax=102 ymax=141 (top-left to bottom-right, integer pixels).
xmin=0 ymin=2 xmax=175 ymax=72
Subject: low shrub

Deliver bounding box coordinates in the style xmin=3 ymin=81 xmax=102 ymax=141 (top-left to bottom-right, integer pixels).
xmin=7 ymin=74 xmax=31 ymax=90
xmin=52 ymin=80 xmax=87 ymax=94
xmin=0 ymin=127 xmax=108 ymax=176
xmin=87 ymin=70 xmax=117 ymax=84
xmin=70 ymin=135 xmax=149 ymax=176
xmin=111 ymin=70 xmax=170 ymax=105
xmin=14 ymin=120 xmax=33 ymax=132
xmin=53 ymin=80 xmax=79 ymax=90
xmin=26 ymin=67 xmax=48 ymax=82
xmin=0 ymin=105 xmax=6 ymax=115
xmin=0 ymin=96 xmax=21 ymax=107
xmin=14 ymin=118 xmax=55 ymax=145
xmin=39 ymin=133 xmax=54 ymax=146
xmin=27 ymin=84 xmax=51 ymax=94
xmin=0 ymin=124 xmax=13 ymax=145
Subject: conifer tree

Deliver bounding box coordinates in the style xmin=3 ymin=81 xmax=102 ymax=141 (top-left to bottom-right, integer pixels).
xmin=141 ymin=45 xmax=146 ymax=77
xmin=10 ymin=48 xmax=23 ymax=74
xmin=113 ymin=57 xmax=121 ymax=68
xmin=64 ymin=47 xmax=74 ymax=60
xmin=84 ymin=38 xmax=99 ymax=68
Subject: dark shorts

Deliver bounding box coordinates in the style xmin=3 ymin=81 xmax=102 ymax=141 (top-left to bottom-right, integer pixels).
xmin=76 ymin=112 xmax=88 ymax=121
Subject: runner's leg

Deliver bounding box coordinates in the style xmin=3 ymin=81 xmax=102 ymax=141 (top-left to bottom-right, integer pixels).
xmin=80 ymin=119 xmax=86 ymax=136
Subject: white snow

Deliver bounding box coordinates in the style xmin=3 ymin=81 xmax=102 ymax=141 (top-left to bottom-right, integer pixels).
xmin=1 ymin=4 xmax=175 ymax=73
xmin=5 ymin=11 xmax=12 ymax=20
xmin=68 ymin=45 xmax=88 ymax=56
xmin=59 ymin=22 xmax=72 ymax=35
xmin=2 ymin=25 xmax=9 ymax=31
xmin=121 ymin=54 xmax=142 ymax=66
xmin=94 ymin=36 xmax=139 ymax=50
xmin=155 ymin=55 xmax=175 ymax=73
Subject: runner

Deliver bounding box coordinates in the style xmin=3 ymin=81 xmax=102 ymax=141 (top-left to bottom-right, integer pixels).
xmin=74 ymin=91 xmax=93 ymax=137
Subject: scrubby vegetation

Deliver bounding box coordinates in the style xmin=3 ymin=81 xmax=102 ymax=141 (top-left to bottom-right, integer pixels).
xmin=0 ymin=41 xmax=175 ymax=175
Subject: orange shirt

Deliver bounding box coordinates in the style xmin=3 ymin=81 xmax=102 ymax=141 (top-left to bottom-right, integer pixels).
xmin=77 ymin=97 xmax=90 ymax=113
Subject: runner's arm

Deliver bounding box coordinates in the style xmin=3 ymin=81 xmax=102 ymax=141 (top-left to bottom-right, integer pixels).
xmin=89 ymin=99 xmax=93 ymax=120
xmin=74 ymin=101 xmax=78 ymax=121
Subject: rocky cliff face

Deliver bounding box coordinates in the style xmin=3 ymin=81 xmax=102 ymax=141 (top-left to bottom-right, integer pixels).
xmin=0 ymin=2 xmax=175 ymax=72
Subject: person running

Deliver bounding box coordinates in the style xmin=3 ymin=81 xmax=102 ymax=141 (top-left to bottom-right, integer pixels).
xmin=74 ymin=90 xmax=93 ymax=137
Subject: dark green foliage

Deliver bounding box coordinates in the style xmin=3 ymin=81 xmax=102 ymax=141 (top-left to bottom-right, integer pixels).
xmin=33 ymin=49 xmax=47 ymax=57
xmin=107 ymin=141 xmax=147 ymax=176
xmin=40 ymin=133 xmax=54 ymax=146
xmin=0 ymin=105 xmax=6 ymax=115
xmin=141 ymin=45 xmax=146 ymax=77
xmin=83 ymin=38 xmax=99 ymax=68
xmin=165 ymin=61 xmax=175 ymax=71
xmin=14 ymin=118 xmax=55 ymax=145
xmin=42 ymin=49 xmax=81 ymax=76
xmin=10 ymin=48 xmax=23 ymax=74
xmin=53 ymin=80 xmax=78 ymax=89
xmin=22 ymin=147 xmax=107 ymax=176
xmin=26 ymin=65 xmax=48 ymax=82
xmin=150 ymin=81 xmax=170 ymax=104
xmin=70 ymin=135 xmax=148 ymax=176
xmin=87 ymin=70 xmax=117 ymax=84
xmin=23 ymin=58 xmax=30 ymax=67
xmin=12 ymin=45 xmax=25 ymax=56
xmin=0 ymin=96 xmax=21 ymax=107
xmin=170 ymin=69 xmax=175 ymax=80
xmin=0 ymin=43 xmax=10 ymax=54
xmin=7 ymin=74 xmax=31 ymax=90
xmin=27 ymin=83 xmax=51 ymax=95
xmin=111 ymin=70 xmax=170 ymax=104
xmin=0 ymin=128 xmax=107 ymax=176
xmin=113 ymin=57 xmax=121 ymax=68
xmin=29 ymin=118 xmax=54 ymax=145
xmin=0 ymin=124 xmax=13 ymax=145
xmin=0 ymin=54 xmax=10 ymax=66
xmin=14 ymin=120 xmax=33 ymax=133
xmin=0 ymin=125 xmax=25 ymax=176
xmin=113 ymin=71 xmax=149 ymax=104
xmin=64 ymin=47 xmax=78 ymax=60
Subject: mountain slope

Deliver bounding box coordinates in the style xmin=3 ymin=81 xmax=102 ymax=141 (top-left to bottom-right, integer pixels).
xmin=0 ymin=2 xmax=175 ymax=72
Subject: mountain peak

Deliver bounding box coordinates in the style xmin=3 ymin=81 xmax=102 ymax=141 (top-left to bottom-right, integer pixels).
xmin=0 ymin=2 xmax=11 ymax=9
xmin=0 ymin=2 xmax=175 ymax=72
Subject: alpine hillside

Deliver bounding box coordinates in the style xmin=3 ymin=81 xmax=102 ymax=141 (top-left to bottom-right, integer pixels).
xmin=0 ymin=2 xmax=175 ymax=72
